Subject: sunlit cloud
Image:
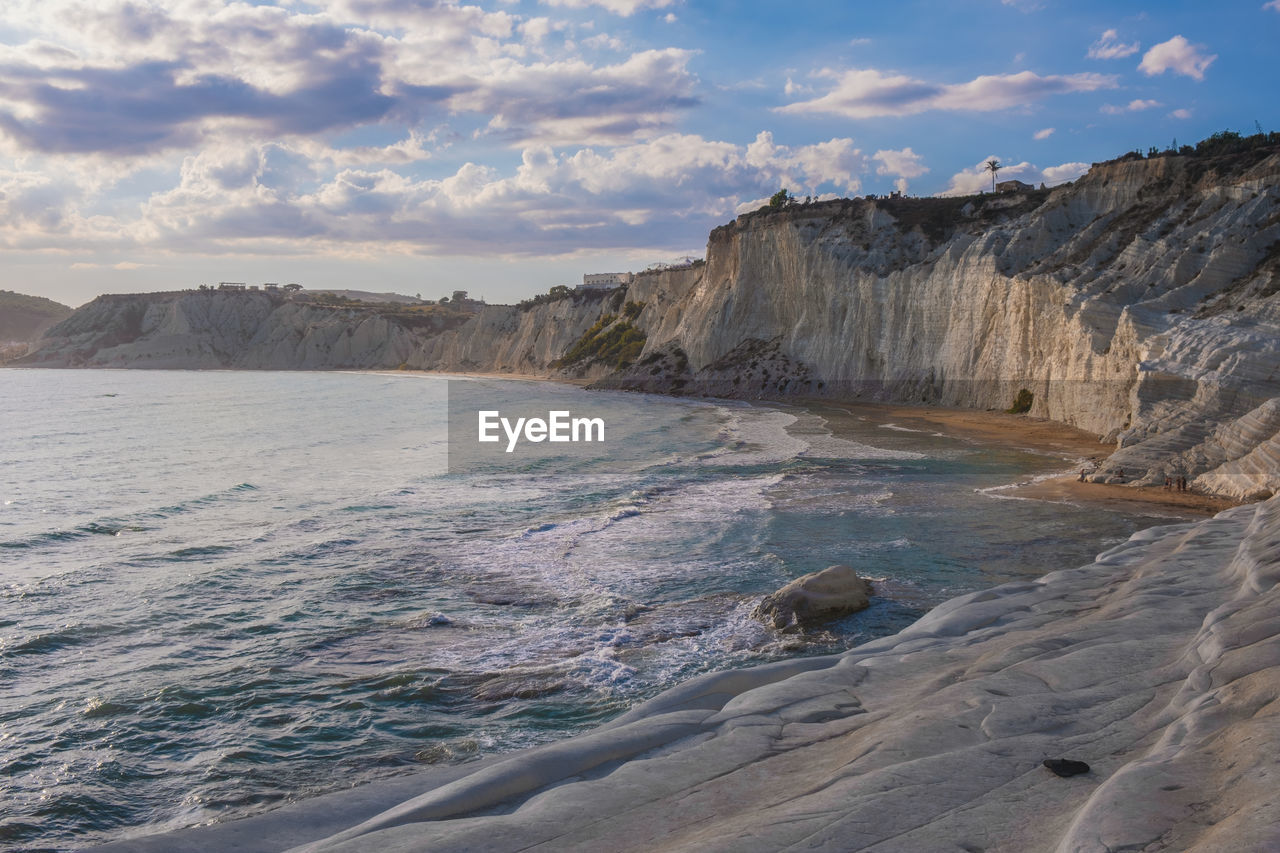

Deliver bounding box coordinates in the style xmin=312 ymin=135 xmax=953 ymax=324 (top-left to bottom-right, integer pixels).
xmin=1100 ymin=98 xmax=1162 ymax=115
xmin=1139 ymin=36 xmax=1216 ymax=81
xmin=541 ymin=0 xmax=679 ymax=16
xmin=1087 ymin=29 xmax=1140 ymax=60
xmin=778 ymin=68 xmax=1115 ymax=119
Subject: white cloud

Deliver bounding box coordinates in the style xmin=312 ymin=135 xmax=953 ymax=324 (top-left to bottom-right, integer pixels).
xmin=1087 ymin=29 xmax=1140 ymax=60
xmin=744 ymin=132 xmax=868 ymax=194
xmin=1266 ymin=1 xmax=1280 ymax=11
xmin=783 ymin=77 xmax=812 ymax=97
xmin=1033 ymin=127 xmax=1055 ymax=140
xmin=1169 ymin=108 xmax=1193 ymax=119
xmin=872 ymin=148 xmax=928 ymax=179
xmin=0 ymin=1 xmax=701 ymax=156
xmin=70 ymin=260 xmax=155 ymax=270
xmin=1 ymin=130 xmax=879 ymax=257
xmin=541 ymin=0 xmax=679 ymax=16
xmin=1100 ymin=98 xmax=1163 ymax=114
xmin=1139 ymin=36 xmax=1216 ymax=80
xmin=778 ymin=68 xmax=1115 ymax=119
xmin=938 ymin=157 xmax=1089 ymax=196
xmin=455 ymin=49 xmax=699 ymax=146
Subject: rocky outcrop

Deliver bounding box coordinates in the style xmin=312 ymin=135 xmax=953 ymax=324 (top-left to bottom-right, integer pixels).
xmin=751 ymin=564 xmax=872 ymax=631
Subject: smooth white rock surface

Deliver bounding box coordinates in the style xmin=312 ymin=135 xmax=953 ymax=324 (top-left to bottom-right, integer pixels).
xmin=98 ymin=497 xmax=1280 ymax=852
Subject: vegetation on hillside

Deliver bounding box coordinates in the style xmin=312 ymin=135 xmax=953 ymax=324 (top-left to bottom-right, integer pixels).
xmin=517 ymin=284 xmax=575 ymax=311
xmin=0 ymin=290 xmax=74 ymax=342
xmin=552 ymin=314 xmax=646 ymax=370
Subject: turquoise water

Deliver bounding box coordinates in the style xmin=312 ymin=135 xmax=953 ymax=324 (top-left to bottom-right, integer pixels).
xmin=0 ymin=370 xmax=1182 ymax=851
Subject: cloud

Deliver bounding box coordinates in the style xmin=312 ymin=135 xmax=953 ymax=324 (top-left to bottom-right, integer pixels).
xmin=0 ymin=1 xmax=701 ymax=156
xmin=1033 ymin=127 xmax=1054 ymax=140
xmin=778 ymin=68 xmax=1115 ymax=119
xmin=1 ymin=131 xmax=874 ymax=257
xmin=0 ymin=57 xmax=401 ymax=155
xmin=1266 ymin=1 xmax=1280 ymax=11
xmin=1100 ymin=98 xmax=1163 ymax=115
xmin=70 ymin=260 xmax=152 ymax=270
xmin=938 ymin=157 xmax=1089 ymax=196
xmin=455 ymin=49 xmax=700 ymax=146
xmin=1138 ymin=36 xmax=1216 ymax=80
xmin=541 ymin=0 xmax=679 ymax=16
xmin=1169 ymin=108 xmax=1192 ymax=119
xmin=1087 ymin=29 xmax=1140 ymax=60
xmin=783 ymin=77 xmax=811 ymax=97
xmin=872 ymin=148 xmax=928 ymax=179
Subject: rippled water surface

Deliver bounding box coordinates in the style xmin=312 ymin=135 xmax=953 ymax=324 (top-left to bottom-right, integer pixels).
xmin=0 ymin=370 xmax=1177 ymax=851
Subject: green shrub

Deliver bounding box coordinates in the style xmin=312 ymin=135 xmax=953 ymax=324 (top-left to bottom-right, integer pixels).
xmin=552 ymin=315 xmax=647 ymax=369
xmin=1006 ymin=389 xmax=1034 ymax=414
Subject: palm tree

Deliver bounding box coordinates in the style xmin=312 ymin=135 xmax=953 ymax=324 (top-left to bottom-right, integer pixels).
xmin=985 ymin=159 xmax=1001 ymax=192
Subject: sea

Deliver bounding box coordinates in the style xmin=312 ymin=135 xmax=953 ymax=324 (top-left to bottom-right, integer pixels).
xmin=0 ymin=369 xmax=1186 ymax=852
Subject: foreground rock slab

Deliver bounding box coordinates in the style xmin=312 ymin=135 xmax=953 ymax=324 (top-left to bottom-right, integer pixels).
xmin=750 ymin=563 xmax=872 ymax=630
xmin=97 ymin=499 xmax=1280 ymax=853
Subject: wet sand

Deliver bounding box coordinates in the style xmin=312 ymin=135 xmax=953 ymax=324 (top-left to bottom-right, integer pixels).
xmin=803 ymin=399 xmax=1243 ymax=517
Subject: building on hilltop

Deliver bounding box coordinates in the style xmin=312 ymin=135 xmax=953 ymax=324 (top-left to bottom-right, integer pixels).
xmin=448 ymin=290 xmax=486 ymax=312
xmin=576 ymin=272 xmax=632 ymax=292
xmin=217 ymin=282 xmax=247 ymax=291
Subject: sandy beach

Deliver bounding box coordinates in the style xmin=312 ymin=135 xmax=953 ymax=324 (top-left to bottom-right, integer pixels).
xmin=806 ymin=399 xmax=1244 ymax=518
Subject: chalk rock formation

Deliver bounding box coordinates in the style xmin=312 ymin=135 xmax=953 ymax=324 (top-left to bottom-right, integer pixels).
xmin=751 ymin=564 xmax=872 ymax=630
xmin=97 ymin=496 xmax=1280 ymax=853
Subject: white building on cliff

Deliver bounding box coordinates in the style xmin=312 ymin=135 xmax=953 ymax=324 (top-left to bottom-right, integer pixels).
xmin=576 ymin=272 xmax=632 ymax=292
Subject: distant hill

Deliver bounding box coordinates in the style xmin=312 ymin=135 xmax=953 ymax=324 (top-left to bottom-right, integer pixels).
xmin=0 ymin=290 xmax=74 ymax=343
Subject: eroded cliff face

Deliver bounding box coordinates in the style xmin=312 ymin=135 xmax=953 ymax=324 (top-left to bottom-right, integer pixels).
xmin=22 ymin=291 xmax=432 ymax=370
xmin=606 ymin=149 xmax=1280 ymax=499
xmin=23 ymin=287 xmax=625 ymax=378
xmin=22 ymin=147 xmax=1280 ymax=498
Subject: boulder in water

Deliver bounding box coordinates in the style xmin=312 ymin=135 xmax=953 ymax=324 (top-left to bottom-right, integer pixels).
xmin=751 ymin=565 xmax=872 ymax=631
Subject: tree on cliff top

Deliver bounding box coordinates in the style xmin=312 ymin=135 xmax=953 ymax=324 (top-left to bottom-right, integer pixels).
xmin=985 ymin=159 xmax=1002 ymax=192
xmin=769 ymin=188 xmax=792 ymax=209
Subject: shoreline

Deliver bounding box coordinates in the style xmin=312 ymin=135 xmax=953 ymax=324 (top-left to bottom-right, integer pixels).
xmin=102 ymin=500 xmax=1280 ymax=852
xmin=799 ymin=398 xmax=1244 ymax=517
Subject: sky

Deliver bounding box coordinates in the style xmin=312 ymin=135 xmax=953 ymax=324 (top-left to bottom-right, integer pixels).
xmin=0 ymin=1 xmax=1277 ymax=307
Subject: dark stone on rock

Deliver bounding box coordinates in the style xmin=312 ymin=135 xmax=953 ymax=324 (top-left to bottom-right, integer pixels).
xmin=1043 ymin=758 xmax=1090 ymax=777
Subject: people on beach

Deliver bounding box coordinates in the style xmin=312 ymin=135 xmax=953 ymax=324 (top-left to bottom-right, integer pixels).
xmin=1164 ymin=476 xmax=1172 ymax=491
xmin=1079 ymin=469 xmax=1087 ymax=482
